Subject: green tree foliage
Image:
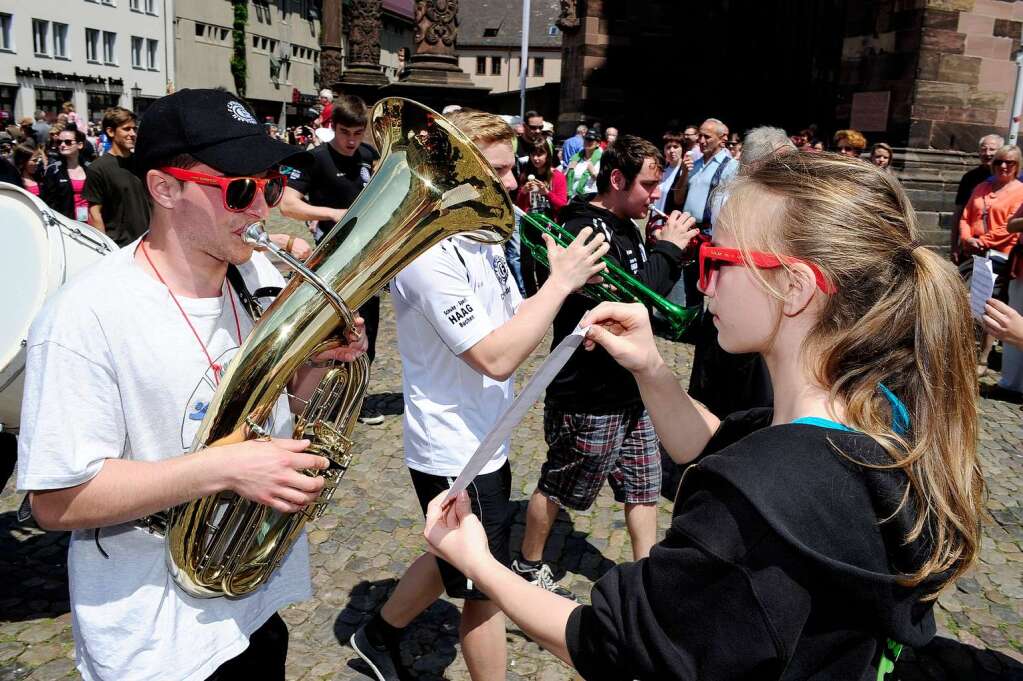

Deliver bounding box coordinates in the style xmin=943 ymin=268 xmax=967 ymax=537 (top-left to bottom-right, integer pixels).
xmin=230 ymin=0 xmax=248 ymax=97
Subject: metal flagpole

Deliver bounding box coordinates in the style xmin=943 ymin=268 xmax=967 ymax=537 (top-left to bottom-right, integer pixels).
xmin=520 ymin=0 xmax=531 ymax=121
xmin=1010 ymin=49 xmax=1023 ymax=145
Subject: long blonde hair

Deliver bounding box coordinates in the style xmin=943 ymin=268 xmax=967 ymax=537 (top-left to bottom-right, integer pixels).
xmin=722 ymin=152 xmax=983 ymax=596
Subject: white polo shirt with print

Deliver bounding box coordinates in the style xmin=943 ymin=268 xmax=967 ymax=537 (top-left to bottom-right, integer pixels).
xmin=390 ymin=236 xmax=522 ymax=478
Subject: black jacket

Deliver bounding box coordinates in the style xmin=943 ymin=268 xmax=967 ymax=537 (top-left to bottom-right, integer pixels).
xmin=0 ymin=157 xmax=21 ymax=187
xmin=544 ymin=195 xmax=685 ymax=412
xmin=566 ymin=409 xmax=942 ymax=680
xmin=40 ymin=159 xmax=89 ymax=220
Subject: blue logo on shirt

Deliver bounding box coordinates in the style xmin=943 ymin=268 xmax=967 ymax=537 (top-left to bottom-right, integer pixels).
xmin=188 ymin=400 xmax=208 ymax=421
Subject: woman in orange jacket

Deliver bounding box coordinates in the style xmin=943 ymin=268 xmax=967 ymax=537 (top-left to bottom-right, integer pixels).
xmin=959 ymin=144 xmax=1023 ymax=375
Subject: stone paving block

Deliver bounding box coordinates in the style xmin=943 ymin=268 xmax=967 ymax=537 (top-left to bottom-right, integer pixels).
xmin=23 ymin=657 xmax=75 ymax=681
xmin=15 ymin=644 xmax=61 ymax=668
xmin=0 ymin=644 xmax=25 ymax=665
xmin=13 ymin=624 xmax=63 ymax=648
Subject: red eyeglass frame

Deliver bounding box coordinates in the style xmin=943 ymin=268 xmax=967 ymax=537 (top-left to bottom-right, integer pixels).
xmin=160 ymin=166 xmax=287 ymax=212
xmin=698 ymin=242 xmax=836 ymax=294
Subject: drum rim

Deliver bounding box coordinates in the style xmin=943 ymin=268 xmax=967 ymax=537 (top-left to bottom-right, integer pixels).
xmin=0 ymin=182 xmax=116 ymax=430
xmin=0 ymin=187 xmax=51 ymax=370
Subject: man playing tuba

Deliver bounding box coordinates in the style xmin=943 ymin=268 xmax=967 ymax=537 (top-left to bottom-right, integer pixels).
xmin=17 ymin=88 xmax=366 ymax=681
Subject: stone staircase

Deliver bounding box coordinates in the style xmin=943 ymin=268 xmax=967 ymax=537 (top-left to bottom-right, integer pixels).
xmin=893 ymin=147 xmax=980 ymax=250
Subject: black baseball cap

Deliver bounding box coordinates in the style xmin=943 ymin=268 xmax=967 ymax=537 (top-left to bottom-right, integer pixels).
xmin=134 ymin=88 xmax=311 ymax=176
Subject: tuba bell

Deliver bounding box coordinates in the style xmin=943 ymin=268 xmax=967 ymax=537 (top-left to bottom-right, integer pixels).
xmin=159 ymin=98 xmax=514 ymax=598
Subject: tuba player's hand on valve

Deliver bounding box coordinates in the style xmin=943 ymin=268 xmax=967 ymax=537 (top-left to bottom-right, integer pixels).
xmin=310 ymin=314 xmax=368 ymax=364
xmin=215 ymin=438 xmax=330 ymax=514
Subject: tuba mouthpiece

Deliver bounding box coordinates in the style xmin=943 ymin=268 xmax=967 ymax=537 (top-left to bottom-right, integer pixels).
xmin=242 ymin=222 xmax=269 ymax=247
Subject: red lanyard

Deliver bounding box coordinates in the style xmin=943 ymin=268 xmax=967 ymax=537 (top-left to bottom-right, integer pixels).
xmin=139 ymin=241 xmax=242 ymax=385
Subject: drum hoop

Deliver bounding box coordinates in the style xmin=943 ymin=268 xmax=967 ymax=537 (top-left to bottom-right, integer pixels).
xmin=0 ymin=351 xmax=25 ymax=394
xmin=0 ymin=181 xmax=115 ymax=257
xmin=38 ymin=203 xmax=115 ymax=261
xmin=0 ymin=182 xmax=117 ymax=430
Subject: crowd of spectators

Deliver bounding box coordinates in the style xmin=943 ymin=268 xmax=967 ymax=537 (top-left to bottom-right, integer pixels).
xmin=4 ymin=94 xmax=1020 ymax=401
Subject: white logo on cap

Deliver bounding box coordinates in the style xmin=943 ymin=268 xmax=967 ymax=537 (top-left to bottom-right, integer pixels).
xmin=227 ymin=101 xmax=258 ymax=125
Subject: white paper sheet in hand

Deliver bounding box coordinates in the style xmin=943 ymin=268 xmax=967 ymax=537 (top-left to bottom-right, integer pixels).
xmin=969 ymin=255 xmax=995 ymax=320
xmin=446 ymin=325 xmax=590 ymax=501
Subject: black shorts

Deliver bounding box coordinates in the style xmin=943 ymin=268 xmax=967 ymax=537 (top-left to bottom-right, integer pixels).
xmin=205 ymin=613 xmax=287 ymax=681
xmin=409 ymin=461 xmax=512 ymax=600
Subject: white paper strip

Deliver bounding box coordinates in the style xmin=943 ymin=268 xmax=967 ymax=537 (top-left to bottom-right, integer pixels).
xmin=445 ymin=325 xmax=590 ymax=500
xmin=970 ymin=255 xmax=995 ymax=320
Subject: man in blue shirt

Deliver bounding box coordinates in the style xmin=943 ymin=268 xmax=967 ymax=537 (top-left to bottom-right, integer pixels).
xmin=683 ymin=118 xmax=738 ymax=229
xmin=560 ymin=124 xmax=587 ymax=170
xmin=679 ymin=118 xmax=737 ymax=308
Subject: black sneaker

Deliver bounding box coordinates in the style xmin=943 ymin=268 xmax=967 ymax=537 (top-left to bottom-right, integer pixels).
xmin=511 ymin=559 xmax=578 ymax=601
xmin=350 ymin=623 xmax=402 ymax=681
xmin=358 ymin=408 xmax=385 ymax=425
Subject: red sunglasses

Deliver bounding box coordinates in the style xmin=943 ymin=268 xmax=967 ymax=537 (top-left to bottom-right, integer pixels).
xmin=698 ymin=243 xmax=836 ymax=294
xmin=160 ymin=166 xmax=286 ymax=212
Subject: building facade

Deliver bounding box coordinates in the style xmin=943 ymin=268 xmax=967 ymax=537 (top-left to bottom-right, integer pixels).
xmin=457 ymin=0 xmax=562 ymax=96
xmin=0 ymin=0 xmax=174 ymax=125
xmin=377 ymin=5 xmax=415 ymax=81
xmin=174 ymin=0 xmax=322 ymax=125
xmin=338 ymin=0 xmax=414 ymax=83
xmin=556 ymin=0 xmax=1023 ymax=150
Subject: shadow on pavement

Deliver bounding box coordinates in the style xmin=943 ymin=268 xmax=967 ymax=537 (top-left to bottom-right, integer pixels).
xmin=0 ymin=511 xmax=71 ymax=623
xmin=334 ymin=577 xmax=460 ymax=681
xmin=364 ymin=392 xmax=404 ymax=417
xmin=507 ymin=500 xmax=617 ymax=586
xmin=895 ymin=635 xmax=1023 ymax=680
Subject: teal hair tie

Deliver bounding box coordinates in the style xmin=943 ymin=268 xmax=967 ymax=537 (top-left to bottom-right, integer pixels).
xmin=878 ymin=384 xmax=910 ymax=436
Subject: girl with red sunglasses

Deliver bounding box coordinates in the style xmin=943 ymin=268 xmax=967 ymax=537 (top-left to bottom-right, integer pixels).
xmin=422 ymin=153 xmax=983 ymax=680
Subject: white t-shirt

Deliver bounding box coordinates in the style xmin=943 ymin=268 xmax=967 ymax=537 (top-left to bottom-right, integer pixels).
xmin=654 ymin=163 xmax=682 ymax=213
xmin=391 ymin=236 xmax=522 ymax=477
xmin=17 ymin=241 xmax=311 ymax=681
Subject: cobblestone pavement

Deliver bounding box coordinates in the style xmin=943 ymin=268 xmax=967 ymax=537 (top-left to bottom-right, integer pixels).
xmin=1 ymin=213 xmax=1022 ymax=680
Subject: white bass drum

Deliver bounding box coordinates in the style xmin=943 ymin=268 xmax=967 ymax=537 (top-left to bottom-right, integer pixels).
xmin=0 ymin=181 xmax=117 ymax=431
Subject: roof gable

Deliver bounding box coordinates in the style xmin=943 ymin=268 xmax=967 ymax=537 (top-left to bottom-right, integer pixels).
xmin=457 ymin=0 xmax=563 ymax=48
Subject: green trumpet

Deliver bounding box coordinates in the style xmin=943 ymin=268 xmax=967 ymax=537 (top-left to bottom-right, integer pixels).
xmin=515 ymin=207 xmax=700 ymax=340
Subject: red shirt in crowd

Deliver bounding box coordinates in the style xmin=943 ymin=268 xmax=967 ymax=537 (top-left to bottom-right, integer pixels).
xmin=515 ymin=169 xmax=568 ymax=219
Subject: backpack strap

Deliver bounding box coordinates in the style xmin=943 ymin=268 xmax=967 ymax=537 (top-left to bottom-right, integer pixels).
xmin=226 ymin=264 xmax=280 ymax=321
xmin=702 ymin=154 xmax=732 ymax=226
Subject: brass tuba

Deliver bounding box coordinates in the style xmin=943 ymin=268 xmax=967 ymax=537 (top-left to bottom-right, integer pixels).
xmin=161 ymin=98 xmax=514 ymax=598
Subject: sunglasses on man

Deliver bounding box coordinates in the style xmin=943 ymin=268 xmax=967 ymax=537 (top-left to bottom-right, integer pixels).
xmin=698 ymin=242 xmax=836 ymax=294
xmin=160 ymin=167 xmax=286 ymax=212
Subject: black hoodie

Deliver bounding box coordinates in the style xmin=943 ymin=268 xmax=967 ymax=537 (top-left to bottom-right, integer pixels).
xmin=565 ymin=409 xmax=943 ymax=680
xmin=544 ymin=195 xmax=685 ymax=413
